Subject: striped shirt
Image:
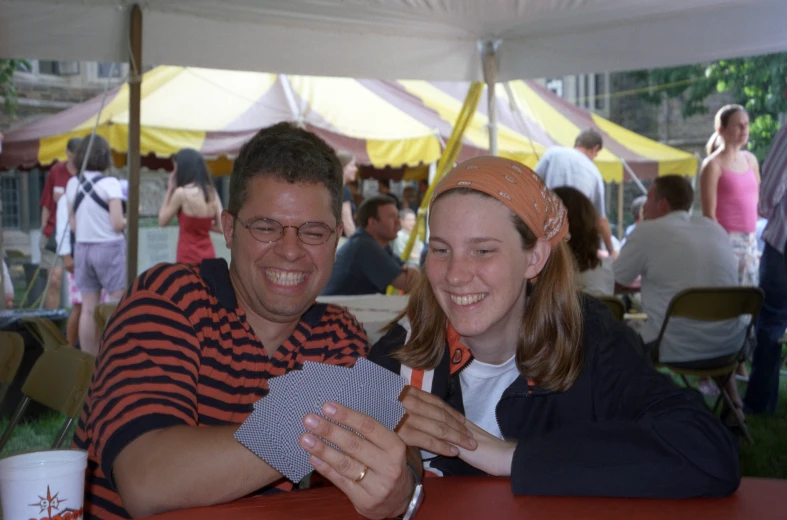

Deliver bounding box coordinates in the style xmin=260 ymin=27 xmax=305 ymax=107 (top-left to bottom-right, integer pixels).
xmin=760 ymin=125 xmax=787 ymax=254
xmin=73 ymin=259 xmax=368 ymax=519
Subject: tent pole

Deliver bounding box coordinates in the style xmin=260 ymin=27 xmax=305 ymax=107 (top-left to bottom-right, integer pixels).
xmin=620 ymin=159 xmax=648 ymax=195
xmin=127 ymin=4 xmax=142 ymax=286
xmin=617 ymin=181 xmax=624 ymax=241
xmin=481 ymin=40 xmax=499 ymax=156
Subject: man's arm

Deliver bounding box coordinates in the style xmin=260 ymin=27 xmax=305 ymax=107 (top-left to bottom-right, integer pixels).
xmin=759 ymin=126 xmax=787 ymax=218
xmin=115 ymin=425 xmax=281 ymax=518
xmin=390 ymin=266 xmax=420 ymax=293
xmin=598 ymin=216 xmax=615 ymax=256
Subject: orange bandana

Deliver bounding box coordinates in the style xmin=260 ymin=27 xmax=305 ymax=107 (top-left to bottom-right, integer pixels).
xmin=431 ymin=156 xmax=569 ymax=246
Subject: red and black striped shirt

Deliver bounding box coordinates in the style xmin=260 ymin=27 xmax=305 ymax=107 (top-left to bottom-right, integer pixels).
xmin=73 ymin=259 xmax=368 ymax=519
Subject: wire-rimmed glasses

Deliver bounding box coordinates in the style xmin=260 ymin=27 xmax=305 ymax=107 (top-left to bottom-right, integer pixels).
xmin=234 ymin=216 xmax=336 ymax=246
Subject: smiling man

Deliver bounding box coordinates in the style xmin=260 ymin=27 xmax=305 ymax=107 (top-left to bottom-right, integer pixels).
xmin=73 ymin=123 xmax=421 ymax=519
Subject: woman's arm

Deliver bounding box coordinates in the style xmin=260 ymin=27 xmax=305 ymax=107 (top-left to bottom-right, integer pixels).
xmin=158 ymin=186 xmax=183 ymax=227
xmin=211 ymin=189 xmax=224 ymax=234
xmin=109 ymin=199 xmax=126 ymax=233
xmin=699 ymin=158 xmax=722 ymax=220
xmin=342 ymin=201 xmax=356 ymax=237
xmin=508 ymin=310 xmax=739 ymax=498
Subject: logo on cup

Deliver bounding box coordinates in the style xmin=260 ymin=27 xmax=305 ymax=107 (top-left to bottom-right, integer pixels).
xmin=29 ymin=485 xmax=83 ymax=520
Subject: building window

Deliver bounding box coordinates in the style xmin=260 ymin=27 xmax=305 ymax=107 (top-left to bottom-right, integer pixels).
xmin=97 ymin=63 xmax=123 ymax=78
xmin=595 ymin=74 xmax=606 ymax=111
xmin=545 ymin=78 xmax=564 ymax=98
xmin=36 ymin=60 xmax=80 ymax=76
xmin=1 ymin=172 xmax=21 ymax=230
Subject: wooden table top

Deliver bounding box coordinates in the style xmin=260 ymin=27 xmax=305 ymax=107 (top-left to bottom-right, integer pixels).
xmin=147 ymin=476 xmax=785 ymax=520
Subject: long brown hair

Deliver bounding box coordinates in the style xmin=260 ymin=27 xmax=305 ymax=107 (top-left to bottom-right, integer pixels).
xmin=552 ymin=186 xmax=601 ymax=272
xmin=392 ymin=190 xmax=584 ymax=392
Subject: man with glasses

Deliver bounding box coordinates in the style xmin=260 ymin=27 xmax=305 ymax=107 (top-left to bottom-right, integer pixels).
xmin=73 ymin=123 xmax=422 ymax=519
xmin=322 ymin=195 xmax=420 ymax=295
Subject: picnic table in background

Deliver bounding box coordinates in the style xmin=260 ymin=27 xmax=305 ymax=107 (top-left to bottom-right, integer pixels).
xmin=316 ymin=294 xmax=409 ymax=344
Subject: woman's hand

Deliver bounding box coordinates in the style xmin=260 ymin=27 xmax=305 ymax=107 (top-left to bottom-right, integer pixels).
xmin=299 ymin=402 xmax=413 ymax=520
xmin=455 ymin=420 xmax=516 ymax=476
xmin=397 ymin=386 xmax=476 ymax=457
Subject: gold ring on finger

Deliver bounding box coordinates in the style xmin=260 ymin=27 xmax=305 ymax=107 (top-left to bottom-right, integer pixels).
xmin=353 ymin=464 xmax=368 ymax=483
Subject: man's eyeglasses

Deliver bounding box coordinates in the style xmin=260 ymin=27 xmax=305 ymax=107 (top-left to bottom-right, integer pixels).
xmin=234 ymin=215 xmax=336 ymax=246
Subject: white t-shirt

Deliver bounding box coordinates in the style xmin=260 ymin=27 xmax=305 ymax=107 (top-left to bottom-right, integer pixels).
xmin=535 ymin=147 xmax=606 ymax=217
xmin=579 ymin=257 xmax=615 ymax=296
xmin=613 ymin=211 xmax=746 ymax=363
xmin=460 ymin=355 xmax=520 ymax=440
xmin=55 ymin=194 xmax=72 ymax=256
xmin=65 ymin=171 xmax=124 ymax=243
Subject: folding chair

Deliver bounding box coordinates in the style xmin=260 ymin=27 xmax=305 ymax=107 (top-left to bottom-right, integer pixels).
xmin=0 ymin=332 xmax=25 ymax=405
xmin=0 ymin=347 xmax=96 ymax=452
xmin=94 ymin=302 xmax=118 ymax=339
xmin=21 ymin=316 xmax=68 ymax=351
xmin=594 ymin=295 xmax=626 ymax=321
xmin=653 ymin=287 xmax=763 ymax=443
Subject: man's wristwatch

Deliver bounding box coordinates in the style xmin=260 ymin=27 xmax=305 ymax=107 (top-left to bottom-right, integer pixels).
xmin=398 ymin=463 xmax=424 ymax=520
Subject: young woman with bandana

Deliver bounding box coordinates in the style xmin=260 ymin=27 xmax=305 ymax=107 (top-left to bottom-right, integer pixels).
xmin=370 ymin=156 xmax=740 ymax=498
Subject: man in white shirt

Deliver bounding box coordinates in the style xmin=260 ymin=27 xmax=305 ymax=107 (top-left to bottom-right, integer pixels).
xmin=535 ymin=128 xmax=614 ymax=256
xmin=613 ymin=175 xmax=746 ymax=364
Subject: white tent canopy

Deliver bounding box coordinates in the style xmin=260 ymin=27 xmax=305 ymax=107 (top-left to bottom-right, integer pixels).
xmin=2 ymin=0 xmax=787 ymax=81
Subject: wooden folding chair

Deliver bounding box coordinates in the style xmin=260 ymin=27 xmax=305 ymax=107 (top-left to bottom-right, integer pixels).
xmin=594 ymin=295 xmax=626 ymax=321
xmin=0 ymin=331 xmax=25 ymax=405
xmin=0 ymin=347 xmax=96 ymax=452
xmin=653 ymin=287 xmax=763 ymax=443
xmin=21 ymin=316 xmax=68 ymax=351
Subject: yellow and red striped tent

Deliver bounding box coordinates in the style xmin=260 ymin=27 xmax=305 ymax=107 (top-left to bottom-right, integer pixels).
xmin=1 ymin=66 xmax=696 ymax=182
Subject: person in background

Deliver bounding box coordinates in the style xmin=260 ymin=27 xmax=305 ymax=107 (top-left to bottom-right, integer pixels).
xmin=402 ymin=186 xmax=420 ymax=212
xmin=65 ymin=135 xmax=127 ymax=355
xmin=323 ymin=195 xmax=419 ymax=295
xmin=700 ymin=105 xmax=761 ymax=286
xmin=744 ymin=122 xmax=787 ymax=415
xmin=535 ymin=128 xmax=615 ymax=258
xmin=2 ymin=259 xmax=13 ymax=309
xmin=158 ymin=148 xmax=223 ymax=264
xmin=553 ymin=186 xmax=614 ymax=296
xmin=337 ymin=151 xmax=359 ymax=239
xmin=392 ymin=209 xmax=424 ymax=268
xmin=622 ymin=195 xmax=647 ymax=245
xmin=614 ymin=175 xmax=747 ymax=421
xmin=39 ymin=137 xmax=82 ymax=309
xmin=371 ymin=156 xmax=739 ymax=498
xmin=378 ymin=179 xmax=402 ymax=210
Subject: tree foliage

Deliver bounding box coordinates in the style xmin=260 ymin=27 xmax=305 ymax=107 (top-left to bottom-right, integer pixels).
xmin=0 ymin=59 xmax=30 ymax=117
xmin=628 ymin=52 xmax=787 ymax=163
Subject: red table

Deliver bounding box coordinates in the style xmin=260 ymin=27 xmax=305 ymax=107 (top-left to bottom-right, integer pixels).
xmin=148 ymin=476 xmax=784 ymax=520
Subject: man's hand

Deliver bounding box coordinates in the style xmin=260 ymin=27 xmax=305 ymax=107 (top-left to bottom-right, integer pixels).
xmin=63 ymin=254 xmax=75 ymax=274
xmin=397 ymin=386 xmax=476 ymax=457
xmin=300 ymin=403 xmax=413 ymax=520
xmin=455 ymin=420 xmax=516 ymax=476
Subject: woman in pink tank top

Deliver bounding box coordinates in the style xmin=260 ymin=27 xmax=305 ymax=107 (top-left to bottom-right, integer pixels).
xmin=700 ymin=105 xmax=761 ymax=286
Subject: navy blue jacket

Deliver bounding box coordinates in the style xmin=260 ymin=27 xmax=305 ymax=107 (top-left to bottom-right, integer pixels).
xmin=369 ymin=296 xmax=740 ymax=498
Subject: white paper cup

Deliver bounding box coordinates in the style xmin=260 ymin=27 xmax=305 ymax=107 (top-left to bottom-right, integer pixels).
xmin=0 ymin=450 xmax=88 ymax=520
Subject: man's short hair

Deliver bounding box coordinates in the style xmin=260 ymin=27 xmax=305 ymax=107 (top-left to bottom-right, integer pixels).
xmin=75 ymin=134 xmax=112 ymax=172
xmin=652 ymin=175 xmax=694 ymax=212
xmin=630 ymin=195 xmax=647 ymax=220
xmin=574 ymin=128 xmax=603 ymax=151
xmin=66 ymin=137 xmax=82 ymax=154
xmin=228 ymin=122 xmax=343 ymax=222
xmin=358 ymin=195 xmax=397 ymax=229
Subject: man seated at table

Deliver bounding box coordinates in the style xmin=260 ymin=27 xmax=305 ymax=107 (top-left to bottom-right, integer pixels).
xmin=613 ymin=176 xmax=746 ymax=374
xmin=72 ymin=123 xmax=428 ymax=519
xmin=322 ymin=195 xmax=420 ymax=295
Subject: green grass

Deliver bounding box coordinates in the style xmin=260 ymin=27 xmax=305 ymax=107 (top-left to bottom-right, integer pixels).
xmin=0 ymin=378 xmax=785 ymax=479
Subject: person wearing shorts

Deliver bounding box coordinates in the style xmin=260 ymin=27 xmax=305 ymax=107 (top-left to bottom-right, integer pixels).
xmin=65 ymin=135 xmax=127 ymax=355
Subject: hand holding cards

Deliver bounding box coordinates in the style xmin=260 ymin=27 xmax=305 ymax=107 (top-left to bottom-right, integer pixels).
xmin=235 ymin=358 xmax=406 ymax=483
